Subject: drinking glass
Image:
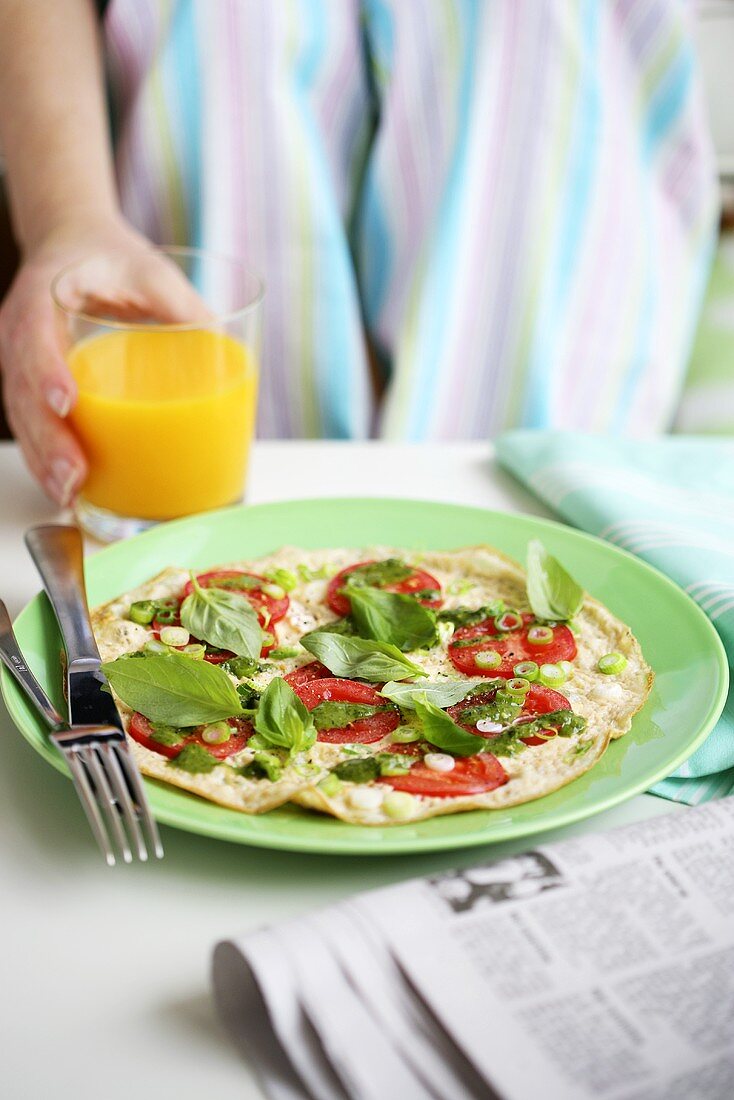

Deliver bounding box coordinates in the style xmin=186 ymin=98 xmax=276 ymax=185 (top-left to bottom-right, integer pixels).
xmin=52 ymin=246 xmax=263 ymax=541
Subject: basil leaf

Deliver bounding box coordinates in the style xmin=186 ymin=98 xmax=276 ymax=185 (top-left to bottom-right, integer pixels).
xmin=310 ymin=700 xmax=388 ymax=730
xmin=236 ymin=681 xmax=260 ymax=709
xmin=413 ymin=696 xmax=490 ymax=756
xmin=180 ymin=576 xmax=263 ymax=658
xmin=302 ymin=617 xmax=355 ymax=640
xmin=380 ymin=678 xmax=488 ymax=711
xmin=437 ymin=602 xmax=504 ymax=628
xmin=103 ymin=651 xmax=244 ymax=726
xmin=347 ymin=587 xmax=437 ymax=651
xmin=344 ymin=559 xmax=413 ymax=589
xmin=526 ymin=540 xmax=584 ymax=622
xmin=254 ymin=677 xmax=316 ymax=755
xmin=301 ymin=632 xmax=427 ymax=682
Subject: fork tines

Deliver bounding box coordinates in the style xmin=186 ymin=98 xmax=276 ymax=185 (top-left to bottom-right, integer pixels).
xmin=52 ymin=725 xmax=163 ymax=866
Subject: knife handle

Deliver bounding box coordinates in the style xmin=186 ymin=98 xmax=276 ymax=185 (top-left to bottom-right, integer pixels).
xmin=0 ymin=600 xmax=66 ymax=729
xmin=25 ymin=525 xmax=100 ymax=668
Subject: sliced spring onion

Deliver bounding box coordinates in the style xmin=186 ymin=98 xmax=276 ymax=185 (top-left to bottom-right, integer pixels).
xmin=497 ymin=610 xmax=523 ymax=631
xmin=391 ymin=726 xmax=421 ymax=743
xmin=318 ymin=773 xmax=343 ymax=797
xmin=423 ymin=753 xmax=455 ymax=773
xmin=182 ymin=643 xmax=206 ymax=660
xmin=144 ymin=639 xmax=168 ymax=654
xmin=264 ymin=567 xmax=298 ymax=592
xmin=383 ymin=791 xmax=417 ymax=820
xmin=513 ymin=660 xmax=539 ymax=681
xmin=262 ymin=583 xmax=286 ymax=600
xmin=347 ymin=786 xmax=384 ymax=811
xmin=160 ymin=626 xmax=190 ymax=648
xmin=261 ymin=632 xmax=276 ymax=647
xmin=538 ymin=663 xmax=567 ymax=688
xmin=268 ymin=646 xmax=300 ymax=660
xmin=598 ymin=652 xmax=627 ymax=675
xmin=200 ymin=721 xmax=231 ymax=745
xmin=505 ymin=677 xmax=531 ymax=697
xmin=153 ymin=607 xmax=177 ymax=625
xmin=437 ymin=621 xmax=455 ymax=645
xmin=559 ymin=660 xmax=575 ymax=677
xmin=475 ymin=650 xmax=502 ymax=670
xmin=476 ymin=718 xmax=504 ymax=734
xmin=129 ymin=600 xmax=156 ymax=626
xmin=377 ymin=754 xmax=413 ymax=777
xmin=527 ymin=625 xmax=554 ymax=646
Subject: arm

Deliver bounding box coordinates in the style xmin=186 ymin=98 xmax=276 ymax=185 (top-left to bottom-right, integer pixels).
xmin=0 ymin=0 xmax=132 ymax=502
xmin=0 ymin=0 xmax=119 ymax=252
xmin=0 ymin=0 xmax=203 ymax=504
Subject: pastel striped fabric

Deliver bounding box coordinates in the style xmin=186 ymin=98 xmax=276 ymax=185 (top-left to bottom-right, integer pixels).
xmin=104 ymin=0 xmax=718 ymax=440
xmin=496 ymin=429 xmax=734 ymax=805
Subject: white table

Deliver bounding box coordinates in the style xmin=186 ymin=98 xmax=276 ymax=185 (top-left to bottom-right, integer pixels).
xmin=0 ymin=441 xmax=679 ymax=1100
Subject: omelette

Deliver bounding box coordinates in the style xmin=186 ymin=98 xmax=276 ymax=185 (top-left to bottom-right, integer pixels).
xmin=93 ymin=543 xmax=653 ymax=825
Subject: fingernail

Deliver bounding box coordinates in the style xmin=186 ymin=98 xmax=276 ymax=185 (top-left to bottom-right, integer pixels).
xmin=48 ymin=458 xmax=80 ymax=507
xmin=47 ymin=387 xmax=72 ymax=418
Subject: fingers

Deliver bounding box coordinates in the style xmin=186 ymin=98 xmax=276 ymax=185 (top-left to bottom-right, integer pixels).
xmin=0 ymin=265 xmax=86 ymax=503
xmin=61 ymin=248 xmax=213 ymax=325
xmin=0 ymin=231 xmax=210 ymax=509
xmin=134 ymin=252 xmax=214 ymax=324
xmin=3 ymin=369 xmax=87 ymax=506
xmin=0 ymin=283 xmax=78 ymax=421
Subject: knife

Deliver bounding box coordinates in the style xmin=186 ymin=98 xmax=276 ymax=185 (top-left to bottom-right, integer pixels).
xmin=24 ymin=525 xmax=124 ymax=730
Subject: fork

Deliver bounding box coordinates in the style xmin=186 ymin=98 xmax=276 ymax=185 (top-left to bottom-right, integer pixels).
xmin=0 ymin=598 xmax=162 ymax=865
xmin=8 ymin=525 xmax=162 ymax=866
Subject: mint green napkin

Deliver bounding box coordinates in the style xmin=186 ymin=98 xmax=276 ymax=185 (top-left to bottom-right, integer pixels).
xmin=495 ymin=431 xmax=734 ymax=804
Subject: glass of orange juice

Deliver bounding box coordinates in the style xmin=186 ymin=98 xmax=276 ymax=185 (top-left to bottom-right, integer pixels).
xmin=51 ymin=246 xmax=263 ymax=541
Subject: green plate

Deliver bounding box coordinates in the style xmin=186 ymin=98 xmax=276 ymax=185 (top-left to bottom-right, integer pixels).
xmin=1 ymin=499 xmax=728 ymax=854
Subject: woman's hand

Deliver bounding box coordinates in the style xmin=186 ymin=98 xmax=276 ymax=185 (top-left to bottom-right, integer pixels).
xmin=0 ymin=217 xmax=208 ymax=504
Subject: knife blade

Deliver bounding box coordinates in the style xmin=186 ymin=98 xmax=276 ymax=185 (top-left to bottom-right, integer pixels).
xmin=25 ymin=525 xmax=125 ymax=732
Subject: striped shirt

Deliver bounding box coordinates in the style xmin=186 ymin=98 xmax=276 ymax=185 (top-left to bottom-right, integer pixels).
xmin=103 ymin=0 xmax=719 ymax=440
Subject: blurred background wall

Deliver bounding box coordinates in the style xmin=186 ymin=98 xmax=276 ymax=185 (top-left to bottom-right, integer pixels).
xmin=0 ymin=1 xmax=732 ymax=440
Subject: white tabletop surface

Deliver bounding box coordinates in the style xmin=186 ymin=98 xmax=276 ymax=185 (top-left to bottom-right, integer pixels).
xmin=0 ymin=440 xmax=680 ymax=1100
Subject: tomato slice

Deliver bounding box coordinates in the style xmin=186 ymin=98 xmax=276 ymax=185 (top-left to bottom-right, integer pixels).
xmin=183 ymin=570 xmax=290 ymax=625
xmin=384 ymin=739 xmax=429 ymax=757
xmin=448 ymin=613 xmax=576 ymax=677
xmin=447 ymin=684 xmax=572 ymax=746
xmin=327 ymin=560 xmax=443 ymax=617
xmin=284 ymin=661 xmax=332 ymax=687
xmin=152 ymin=609 xmax=183 ymax=636
xmin=128 ymin=712 xmax=252 ymax=760
xmin=379 ymin=752 xmax=507 ymax=797
xmin=518 ymin=684 xmax=572 ymax=745
xmin=292 ymin=677 xmax=400 ymax=743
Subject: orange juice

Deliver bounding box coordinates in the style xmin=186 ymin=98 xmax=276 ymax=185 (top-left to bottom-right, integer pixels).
xmin=68 ymin=329 xmax=258 ymax=519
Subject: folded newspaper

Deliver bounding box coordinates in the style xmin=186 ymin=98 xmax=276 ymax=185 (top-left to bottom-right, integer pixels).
xmin=212 ymin=800 xmax=734 ymax=1100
